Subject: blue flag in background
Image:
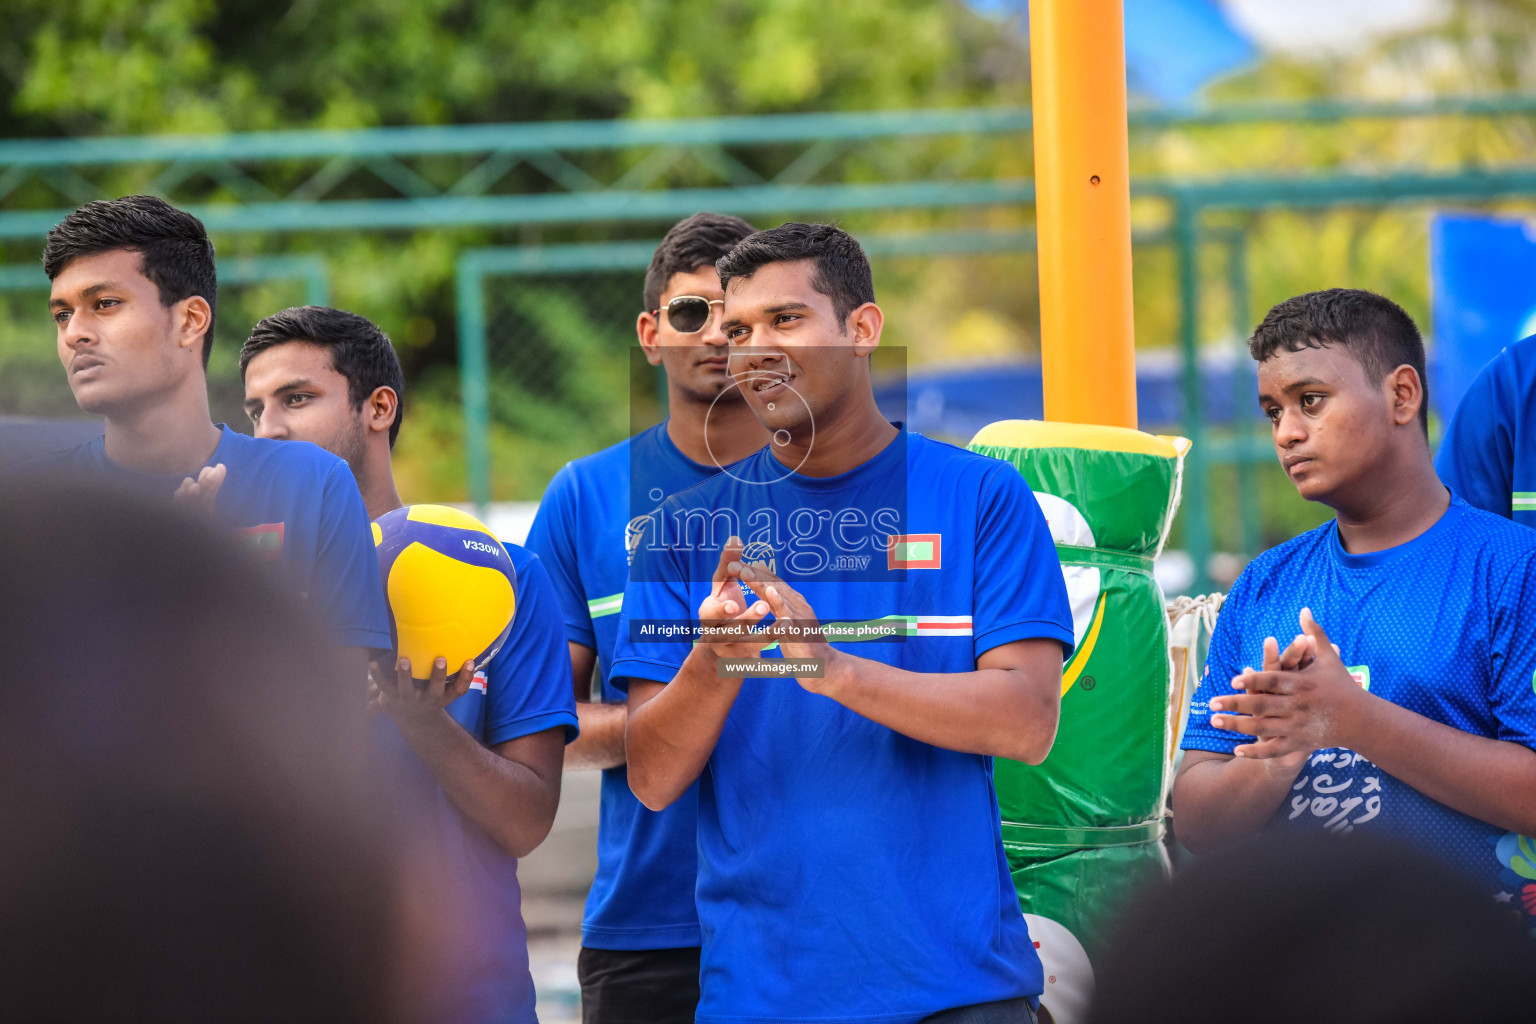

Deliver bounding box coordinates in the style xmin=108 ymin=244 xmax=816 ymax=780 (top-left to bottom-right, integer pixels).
xmin=968 ymin=0 xmax=1255 ymax=104
xmin=1124 ymin=0 xmax=1254 ymax=103
xmin=1431 ymin=213 xmax=1536 ymax=418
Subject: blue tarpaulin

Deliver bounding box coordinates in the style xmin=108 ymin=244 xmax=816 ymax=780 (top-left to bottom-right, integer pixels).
xmin=875 ymin=349 xmax=1445 ymax=444
xmin=967 ymin=0 xmax=1255 ymax=103
xmin=1430 ymin=213 xmax=1536 ymax=418
xmin=874 ymin=352 xmax=1260 ymax=442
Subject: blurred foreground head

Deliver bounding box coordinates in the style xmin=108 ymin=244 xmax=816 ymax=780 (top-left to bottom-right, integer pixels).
xmin=0 ymin=480 xmax=423 ymax=1022
xmin=1087 ymin=832 xmax=1536 ymax=1024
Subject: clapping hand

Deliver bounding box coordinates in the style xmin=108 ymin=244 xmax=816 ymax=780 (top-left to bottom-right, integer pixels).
xmin=694 ymin=537 xmax=776 ymax=662
xmin=1209 ymin=609 xmax=1367 ymax=759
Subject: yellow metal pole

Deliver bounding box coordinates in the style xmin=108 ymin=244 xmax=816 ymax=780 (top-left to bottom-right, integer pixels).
xmin=1030 ymin=0 xmax=1138 ymax=428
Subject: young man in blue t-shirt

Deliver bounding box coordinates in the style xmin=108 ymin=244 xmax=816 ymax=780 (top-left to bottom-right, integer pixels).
xmin=1174 ymin=289 xmax=1536 ymax=922
xmin=525 ymin=213 xmax=769 ymax=1021
xmin=1436 ymin=332 xmax=1536 ymax=524
xmin=34 ymin=195 xmax=388 ymax=658
xmin=612 ymin=223 xmax=1072 ymax=1024
xmin=241 ymin=305 xmax=577 ymax=1024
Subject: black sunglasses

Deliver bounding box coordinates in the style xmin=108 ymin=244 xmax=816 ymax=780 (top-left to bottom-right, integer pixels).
xmin=654 ymin=295 xmax=724 ymax=334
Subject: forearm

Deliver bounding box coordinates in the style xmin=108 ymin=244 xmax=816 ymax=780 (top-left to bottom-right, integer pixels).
xmin=1348 ymin=696 xmax=1536 ymax=835
xmin=818 ymin=649 xmax=1058 ymax=763
xmin=565 ymin=702 xmax=627 ymax=770
xmin=392 ymin=712 xmax=561 ymax=857
xmin=1171 ymin=751 xmax=1307 ymax=853
xmin=626 ymin=646 xmax=742 ymax=811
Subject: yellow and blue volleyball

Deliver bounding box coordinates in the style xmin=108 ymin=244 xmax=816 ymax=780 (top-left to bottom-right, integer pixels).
xmin=372 ymin=504 xmax=517 ymax=679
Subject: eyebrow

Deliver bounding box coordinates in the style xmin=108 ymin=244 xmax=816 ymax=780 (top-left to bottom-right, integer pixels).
xmin=721 ymin=301 xmax=815 ymax=330
xmin=1256 ymin=377 xmax=1330 ymax=405
xmin=243 ymin=378 xmax=314 ymax=410
xmin=49 ymin=281 xmax=123 ymax=308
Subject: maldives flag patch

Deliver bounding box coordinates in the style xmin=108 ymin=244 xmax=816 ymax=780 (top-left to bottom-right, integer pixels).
xmin=234 ymin=522 xmax=285 ymax=562
xmin=887 ymin=534 xmax=942 ymax=570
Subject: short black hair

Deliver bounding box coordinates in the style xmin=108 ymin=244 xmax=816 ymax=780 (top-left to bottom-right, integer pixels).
xmin=1250 ymin=288 xmax=1429 ymax=432
xmin=643 ymin=212 xmax=756 ymax=312
xmin=716 ymin=222 xmax=875 ymax=328
xmin=43 ymin=195 xmax=218 ymax=367
xmin=240 ymin=307 xmax=405 ymax=448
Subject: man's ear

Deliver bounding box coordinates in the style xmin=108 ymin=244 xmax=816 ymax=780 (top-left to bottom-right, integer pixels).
xmin=366 ymin=386 xmax=399 ymax=436
xmin=846 ymin=302 xmax=883 ymax=356
xmin=1387 ymin=364 xmax=1423 ymax=427
xmin=636 ymin=310 xmax=663 ymax=367
xmin=174 ymin=295 xmax=213 ymax=356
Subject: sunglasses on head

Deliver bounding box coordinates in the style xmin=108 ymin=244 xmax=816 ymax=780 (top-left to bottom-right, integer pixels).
xmin=654 ymin=295 xmax=724 ymax=334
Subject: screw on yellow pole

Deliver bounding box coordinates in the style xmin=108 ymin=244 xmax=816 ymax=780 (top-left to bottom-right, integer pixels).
xmin=1030 ymin=0 xmax=1138 ymax=428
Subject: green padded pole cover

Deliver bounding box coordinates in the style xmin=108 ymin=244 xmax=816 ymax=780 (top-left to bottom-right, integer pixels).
xmin=969 ymin=419 xmax=1189 ymax=965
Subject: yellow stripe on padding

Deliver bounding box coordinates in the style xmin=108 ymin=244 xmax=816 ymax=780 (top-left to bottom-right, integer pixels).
xmin=371 ymin=522 xmax=383 ymax=546
xmin=970 ymin=419 xmax=1189 ymax=459
xmin=1061 ymin=591 xmax=1107 ymax=696
xmin=405 ymin=503 xmax=499 ymax=539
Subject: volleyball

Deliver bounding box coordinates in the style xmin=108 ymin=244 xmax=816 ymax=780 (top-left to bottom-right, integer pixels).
xmin=373 ymin=504 xmax=517 ymax=679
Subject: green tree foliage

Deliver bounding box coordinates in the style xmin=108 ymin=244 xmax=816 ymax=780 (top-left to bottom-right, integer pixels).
xmin=1 ymin=0 xmax=1031 ymax=498
xmin=7 ymin=0 xmax=1536 ymax=562
xmin=1 ymin=0 xmax=1026 ymax=134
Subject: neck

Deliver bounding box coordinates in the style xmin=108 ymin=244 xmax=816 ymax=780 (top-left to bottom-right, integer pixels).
xmin=772 ymin=386 xmax=897 ymax=478
xmin=102 ymin=376 xmax=221 ymax=475
xmin=358 ymin=443 xmax=405 ymax=522
xmin=1332 ymin=442 xmax=1449 ymax=554
xmin=665 ymin=386 xmax=770 ymax=467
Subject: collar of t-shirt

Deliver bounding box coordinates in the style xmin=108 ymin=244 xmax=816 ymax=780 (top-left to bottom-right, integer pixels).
xmin=758 ymin=421 xmax=907 ymax=494
xmin=86 ymin=423 xmax=235 ymax=496
xmin=654 ymin=417 xmax=728 ymax=476
xmin=1328 ymin=493 xmax=1464 ymax=571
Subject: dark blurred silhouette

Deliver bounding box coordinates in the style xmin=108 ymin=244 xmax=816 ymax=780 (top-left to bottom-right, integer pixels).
xmin=1087 ymin=831 xmax=1536 ymax=1024
xmin=0 ymin=477 xmax=445 ymax=1022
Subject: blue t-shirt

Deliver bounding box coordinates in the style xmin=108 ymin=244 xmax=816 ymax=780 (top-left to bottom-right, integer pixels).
xmin=35 ymin=425 xmax=389 ymax=649
xmin=611 ymin=426 xmax=1074 ymax=1024
xmin=525 ymin=421 xmax=741 ymax=950
xmin=1184 ymin=496 xmax=1536 ymax=911
xmin=1437 ymin=332 xmax=1536 ymax=525
xmin=371 ymin=543 xmax=579 ymax=1024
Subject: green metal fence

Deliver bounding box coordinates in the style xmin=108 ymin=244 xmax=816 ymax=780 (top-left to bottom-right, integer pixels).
xmin=5 ymin=95 xmax=1536 ymax=237
xmin=455 ymin=226 xmax=1257 ymax=507
xmin=6 ymin=97 xmax=1536 ymax=586
xmin=455 ymin=228 xmax=1065 ymax=506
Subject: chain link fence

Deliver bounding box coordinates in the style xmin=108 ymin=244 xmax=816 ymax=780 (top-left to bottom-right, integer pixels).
xmin=460 ymin=237 xmax=1053 ymax=504
xmin=476 ymin=268 xmax=661 ymax=499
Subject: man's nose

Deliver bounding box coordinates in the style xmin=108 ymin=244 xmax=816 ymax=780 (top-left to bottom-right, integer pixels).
xmin=699 ymin=307 xmax=728 ymax=347
xmin=730 ymin=342 xmax=783 ymax=382
xmin=254 ymin=412 xmax=286 ymax=440
xmin=64 ymin=316 xmax=98 ymax=349
xmin=1274 ymin=408 xmax=1307 ymax=447
xmin=743 ymin=344 xmax=786 ymax=369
